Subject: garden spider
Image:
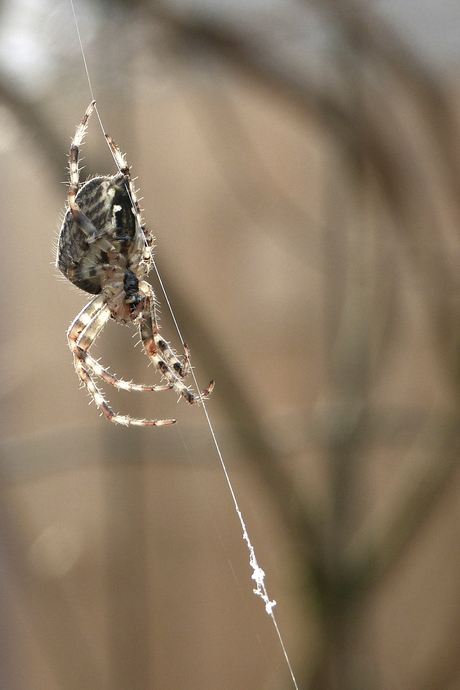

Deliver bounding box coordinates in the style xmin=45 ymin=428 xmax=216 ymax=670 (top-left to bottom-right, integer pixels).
xmin=56 ymin=101 xmax=214 ymax=426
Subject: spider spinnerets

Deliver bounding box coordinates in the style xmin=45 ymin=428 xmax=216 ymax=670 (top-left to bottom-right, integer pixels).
xmin=56 ymin=101 xmax=213 ymax=426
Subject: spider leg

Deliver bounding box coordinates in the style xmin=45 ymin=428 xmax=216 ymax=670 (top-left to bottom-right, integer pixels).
xmin=69 ymin=298 xmax=173 ymax=392
xmin=68 ymin=102 xmax=100 ymax=240
xmin=139 ymin=287 xmax=214 ymax=404
xmin=105 ymin=135 xmax=141 ymax=218
xmin=105 ymin=134 xmax=139 ymax=211
xmin=67 ymin=295 xmax=175 ymax=426
xmin=74 ymin=360 xmax=174 ymax=427
xmin=105 ymin=134 xmax=152 ymax=250
xmin=67 ymin=104 xmax=120 ymax=257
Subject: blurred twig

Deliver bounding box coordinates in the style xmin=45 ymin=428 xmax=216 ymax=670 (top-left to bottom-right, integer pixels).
xmin=0 ymin=77 xmax=65 ymax=173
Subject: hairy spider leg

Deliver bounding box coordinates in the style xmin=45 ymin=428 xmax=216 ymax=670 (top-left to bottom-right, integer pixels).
xmin=68 ymin=296 xmax=172 ymax=393
xmin=68 ymin=102 xmax=99 ymax=240
xmin=67 ymin=103 xmax=121 ymax=256
xmin=71 ymin=259 xmax=112 ymax=286
xmin=68 ymin=296 xmax=173 ymax=394
xmin=105 ymin=134 xmax=141 ymax=215
xmin=105 ymin=133 xmax=154 ymax=259
xmin=139 ymin=285 xmax=215 ymax=404
xmin=74 ymin=360 xmax=174 ymax=427
xmin=67 ymin=295 xmax=175 ymax=426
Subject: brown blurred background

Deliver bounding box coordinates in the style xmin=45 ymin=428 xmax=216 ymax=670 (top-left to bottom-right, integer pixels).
xmin=1 ymin=0 xmax=460 ymax=688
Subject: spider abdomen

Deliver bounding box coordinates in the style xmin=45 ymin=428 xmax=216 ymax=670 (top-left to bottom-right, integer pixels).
xmin=57 ymin=173 xmax=136 ymax=295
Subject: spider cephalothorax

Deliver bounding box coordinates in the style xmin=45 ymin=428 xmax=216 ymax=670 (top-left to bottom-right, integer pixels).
xmin=56 ymin=101 xmax=213 ymax=426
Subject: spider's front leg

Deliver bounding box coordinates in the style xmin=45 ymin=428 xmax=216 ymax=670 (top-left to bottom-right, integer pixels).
xmin=67 ymin=101 xmax=100 ymax=242
xmin=139 ymin=286 xmax=214 ymax=404
xmin=67 ymin=103 xmax=122 ymax=258
xmin=67 ymin=294 xmax=175 ymax=426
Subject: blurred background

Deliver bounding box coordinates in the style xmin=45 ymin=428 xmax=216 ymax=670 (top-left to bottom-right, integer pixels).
xmin=1 ymin=0 xmax=460 ymax=688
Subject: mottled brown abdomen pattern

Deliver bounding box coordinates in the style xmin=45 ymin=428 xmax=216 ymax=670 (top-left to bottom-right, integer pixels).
xmin=57 ymin=173 xmax=135 ymax=294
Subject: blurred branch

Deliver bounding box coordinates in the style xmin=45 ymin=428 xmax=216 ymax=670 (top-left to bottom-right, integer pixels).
xmin=346 ymin=413 xmax=460 ymax=589
xmin=0 ymin=77 xmax=65 ymax=174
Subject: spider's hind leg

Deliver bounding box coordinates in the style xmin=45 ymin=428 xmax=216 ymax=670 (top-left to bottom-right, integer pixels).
xmin=67 ymin=294 xmax=175 ymax=426
xmin=68 ymin=295 xmax=171 ymax=392
xmin=139 ymin=289 xmax=214 ymax=404
xmin=74 ymin=359 xmax=174 ymax=427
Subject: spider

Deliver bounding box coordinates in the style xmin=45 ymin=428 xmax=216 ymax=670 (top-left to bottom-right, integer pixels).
xmin=56 ymin=101 xmax=214 ymax=426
